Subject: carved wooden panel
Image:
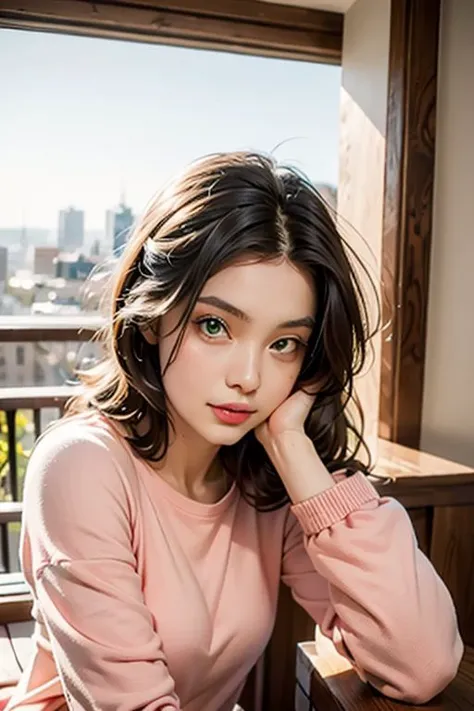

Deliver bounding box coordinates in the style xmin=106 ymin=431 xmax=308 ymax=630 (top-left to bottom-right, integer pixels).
xmin=430 ymin=505 xmax=474 ymax=647
xmin=379 ymin=0 xmax=441 ymax=448
xmin=263 ymin=583 xmax=315 ymax=710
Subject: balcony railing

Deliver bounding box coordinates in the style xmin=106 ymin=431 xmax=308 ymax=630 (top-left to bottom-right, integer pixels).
xmin=0 ymin=315 xmax=104 ymax=343
xmin=0 ymin=315 xmax=104 ymax=572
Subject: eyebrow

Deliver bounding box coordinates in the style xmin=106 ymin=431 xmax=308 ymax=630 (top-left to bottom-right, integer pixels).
xmin=197 ymin=296 xmax=315 ymax=330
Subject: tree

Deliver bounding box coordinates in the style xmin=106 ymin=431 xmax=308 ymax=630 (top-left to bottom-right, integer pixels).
xmin=0 ymin=410 xmax=33 ymax=502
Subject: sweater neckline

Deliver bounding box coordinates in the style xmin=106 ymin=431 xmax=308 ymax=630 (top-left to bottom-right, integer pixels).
xmin=139 ymin=459 xmax=238 ymax=518
xmin=97 ymin=411 xmax=238 ymax=518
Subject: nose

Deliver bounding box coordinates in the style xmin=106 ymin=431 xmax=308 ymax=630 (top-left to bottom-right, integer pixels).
xmin=225 ymin=342 xmax=261 ymax=394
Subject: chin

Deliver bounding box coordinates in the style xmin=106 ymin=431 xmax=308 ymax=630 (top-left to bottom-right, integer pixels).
xmin=202 ymin=425 xmax=250 ymax=447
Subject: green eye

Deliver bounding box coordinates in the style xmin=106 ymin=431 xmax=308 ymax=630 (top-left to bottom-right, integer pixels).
xmin=199 ymin=318 xmax=225 ymax=337
xmin=272 ymin=338 xmax=299 ymax=354
xmin=274 ymin=339 xmax=290 ymax=351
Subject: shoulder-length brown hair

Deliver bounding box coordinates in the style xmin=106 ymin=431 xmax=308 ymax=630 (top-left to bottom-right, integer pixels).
xmin=68 ymin=152 xmax=377 ymax=511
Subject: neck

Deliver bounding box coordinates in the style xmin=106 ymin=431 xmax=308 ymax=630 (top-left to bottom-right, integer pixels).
xmin=155 ymin=407 xmax=222 ymax=498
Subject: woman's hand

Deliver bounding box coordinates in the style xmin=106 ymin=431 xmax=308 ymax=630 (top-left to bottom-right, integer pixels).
xmin=255 ymin=389 xmax=335 ymax=503
xmin=255 ymin=389 xmax=315 ymax=449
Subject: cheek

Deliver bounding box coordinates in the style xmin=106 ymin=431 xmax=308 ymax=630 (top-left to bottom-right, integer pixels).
xmin=159 ymin=333 xmax=213 ymax=399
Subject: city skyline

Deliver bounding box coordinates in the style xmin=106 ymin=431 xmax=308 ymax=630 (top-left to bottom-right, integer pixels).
xmin=1 ymin=29 xmax=341 ymax=230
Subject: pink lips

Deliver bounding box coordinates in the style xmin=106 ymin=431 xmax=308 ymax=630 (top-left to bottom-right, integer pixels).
xmin=210 ymin=404 xmax=255 ymax=425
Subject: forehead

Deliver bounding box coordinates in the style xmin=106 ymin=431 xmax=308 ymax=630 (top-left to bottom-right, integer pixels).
xmin=199 ymin=258 xmax=316 ymax=319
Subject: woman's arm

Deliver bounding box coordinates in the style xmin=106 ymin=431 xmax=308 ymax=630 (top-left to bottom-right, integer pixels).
xmin=257 ymin=392 xmax=463 ymax=705
xmin=18 ymin=425 xmax=180 ymax=711
xmin=276 ymin=434 xmax=463 ymax=704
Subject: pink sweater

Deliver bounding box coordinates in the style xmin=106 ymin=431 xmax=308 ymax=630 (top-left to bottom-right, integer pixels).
xmin=5 ymin=413 xmax=462 ymax=711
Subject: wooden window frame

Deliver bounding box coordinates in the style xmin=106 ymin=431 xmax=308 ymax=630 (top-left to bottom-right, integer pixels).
xmin=0 ymin=0 xmax=343 ymax=63
xmin=379 ymin=0 xmax=441 ymax=448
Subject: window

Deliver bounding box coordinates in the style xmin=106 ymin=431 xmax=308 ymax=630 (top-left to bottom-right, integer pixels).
xmin=0 ymin=28 xmax=341 ymax=322
xmin=0 ymin=28 xmax=341 ymax=391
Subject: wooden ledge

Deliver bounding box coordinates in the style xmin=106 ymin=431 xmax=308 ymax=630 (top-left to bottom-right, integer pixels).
xmin=0 ymin=594 xmax=33 ymax=625
xmin=376 ymin=439 xmax=474 ymax=484
xmin=296 ymin=636 xmax=474 ymax=711
xmin=0 ymin=574 xmax=33 ymax=625
xmin=0 ymin=385 xmax=79 ymax=411
xmin=0 ymin=314 xmax=104 ymax=342
xmin=373 ymin=439 xmax=474 ymax=507
xmin=0 ymin=502 xmax=23 ymax=525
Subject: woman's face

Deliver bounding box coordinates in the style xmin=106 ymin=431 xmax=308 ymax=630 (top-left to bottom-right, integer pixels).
xmin=158 ymin=258 xmax=316 ymax=447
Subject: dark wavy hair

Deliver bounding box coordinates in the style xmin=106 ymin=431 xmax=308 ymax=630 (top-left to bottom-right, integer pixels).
xmin=68 ymin=151 xmax=378 ymax=511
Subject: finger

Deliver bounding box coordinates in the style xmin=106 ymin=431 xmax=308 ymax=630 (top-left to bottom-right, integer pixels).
xmin=290 ymin=390 xmax=316 ymax=420
xmin=295 ymin=389 xmax=317 ymax=409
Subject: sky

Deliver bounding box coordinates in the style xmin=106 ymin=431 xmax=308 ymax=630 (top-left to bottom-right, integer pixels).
xmin=0 ymin=28 xmax=341 ymax=231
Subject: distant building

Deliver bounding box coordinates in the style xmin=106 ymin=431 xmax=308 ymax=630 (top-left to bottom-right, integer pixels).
xmin=0 ymin=227 xmax=53 ymax=249
xmin=0 ymin=340 xmax=35 ymax=387
xmin=55 ymin=252 xmax=98 ymax=281
xmin=0 ymin=246 xmax=7 ymax=297
xmin=58 ymin=207 xmax=84 ymax=251
xmin=90 ymin=239 xmax=101 ymax=257
xmin=0 ymin=311 xmax=101 ymax=389
xmin=33 ymin=246 xmax=59 ymax=277
xmin=106 ymin=202 xmax=134 ymax=256
xmin=0 ymin=292 xmax=35 ymax=387
xmin=0 ymin=280 xmax=102 ymax=390
xmin=20 ymin=224 xmax=28 ymax=251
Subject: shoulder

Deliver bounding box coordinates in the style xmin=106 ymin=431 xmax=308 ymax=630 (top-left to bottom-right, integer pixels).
xmin=22 ymin=413 xmax=145 ymax=568
xmin=33 ymin=409 xmax=126 ymax=454
xmin=24 ymin=411 xmax=140 ymax=511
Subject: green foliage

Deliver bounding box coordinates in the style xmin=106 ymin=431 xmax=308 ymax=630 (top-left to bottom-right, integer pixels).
xmin=0 ymin=410 xmax=33 ymax=502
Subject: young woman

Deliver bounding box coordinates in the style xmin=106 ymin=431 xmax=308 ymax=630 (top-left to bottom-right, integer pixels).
xmin=5 ymin=153 xmax=461 ymax=711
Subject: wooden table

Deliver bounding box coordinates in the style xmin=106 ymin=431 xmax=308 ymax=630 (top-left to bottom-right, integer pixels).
xmin=296 ymin=636 xmax=474 ymax=711
xmin=373 ymin=439 xmax=474 ymax=509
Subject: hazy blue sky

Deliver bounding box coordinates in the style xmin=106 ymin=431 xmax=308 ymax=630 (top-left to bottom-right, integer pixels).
xmin=1 ymin=29 xmax=341 ymax=230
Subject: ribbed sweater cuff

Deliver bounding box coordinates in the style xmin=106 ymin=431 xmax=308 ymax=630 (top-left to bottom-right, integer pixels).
xmin=290 ymin=471 xmax=380 ymax=535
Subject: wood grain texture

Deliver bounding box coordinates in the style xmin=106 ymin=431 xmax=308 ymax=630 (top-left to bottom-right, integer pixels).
xmin=0 ymin=314 xmax=102 ymax=342
xmin=0 ymin=596 xmax=32 ymax=625
xmin=430 ymin=506 xmax=474 ymax=648
xmin=0 ymin=385 xmax=75 ymax=411
xmin=407 ymin=507 xmax=432 ymax=556
xmin=297 ymin=640 xmax=474 ymax=711
xmin=374 ymin=437 xmax=474 ymax=507
xmin=262 ymin=583 xmax=315 ymax=710
xmin=379 ymin=0 xmax=441 ymax=448
xmin=379 ymin=482 xmax=474 ymax=509
xmin=0 ymin=0 xmax=343 ymax=63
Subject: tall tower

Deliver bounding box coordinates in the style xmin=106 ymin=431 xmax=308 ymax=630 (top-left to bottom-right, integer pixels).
xmin=105 ymin=199 xmax=134 ymax=256
xmin=58 ymin=207 xmax=84 ymax=251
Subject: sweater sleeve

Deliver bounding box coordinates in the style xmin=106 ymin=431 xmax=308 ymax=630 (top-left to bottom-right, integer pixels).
xmin=281 ymin=471 xmax=463 ymax=704
xmin=19 ymin=426 xmax=180 ymax=711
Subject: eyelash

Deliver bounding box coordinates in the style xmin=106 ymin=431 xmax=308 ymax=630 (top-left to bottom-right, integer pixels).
xmin=194 ymin=315 xmax=229 ymax=338
xmin=193 ymin=316 xmax=308 ymax=354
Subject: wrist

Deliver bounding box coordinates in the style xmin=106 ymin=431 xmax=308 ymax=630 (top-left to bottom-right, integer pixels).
xmin=268 ymin=428 xmax=310 ymax=452
xmin=267 ymin=431 xmax=335 ymax=503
